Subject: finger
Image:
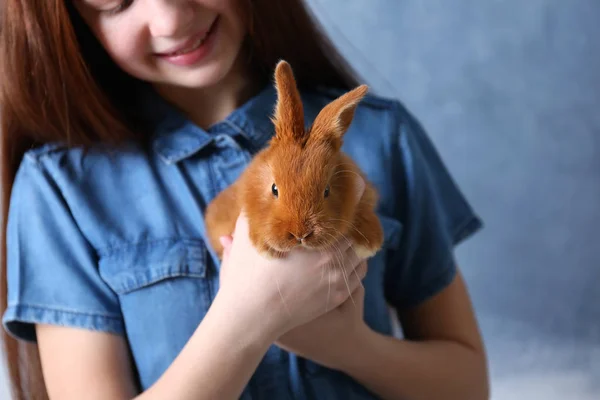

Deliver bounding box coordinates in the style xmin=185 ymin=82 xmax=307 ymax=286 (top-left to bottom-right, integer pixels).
xmin=219 ymin=235 xmax=233 ymax=248
xmin=333 ymin=263 xmax=366 ymax=308
xmin=352 ymin=280 xmax=366 ymax=296
xmin=219 ymin=235 xmax=232 ymax=257
xmin=353 ymin=284 xmax=366 ymax=312
xmin=344 ymin=284 xmax=365 ymax=312
xmin=325 ymin=235 xmax=352 ymax=254
xmin=340 ymin=282 xmax=365 ymax=305
xmin=332 ymin=259 xmax=366 ymax=290
xmin=233 ymin=210 xmax=250 ymax=236
xmin=354 ymin=260 xmax=368 ymax=281
xmin=342 ymin=245 xmax=362 ymax=274
xmin=350 ymin=261 xmax=367 ymax=284
xmin=316 ymin=238 xmax=350 ymax=268
xmin=344 ymin=264 xmax=366 ymax=293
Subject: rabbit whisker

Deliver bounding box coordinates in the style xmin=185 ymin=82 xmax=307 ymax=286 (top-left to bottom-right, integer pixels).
xmin=318 ymin=235 xmax=341 ymax=312
xmin=316 ymin=236 xmax=336 ymax=285
xmin=322 ymin=231 xmax=355 ymax=306
xmin=276 ymin=277 xmax=291 ymax=317
xmin=327 ymin=229 xmax=365 ymax=294
xmin=328 ymin=218 xmax=370 ymax=244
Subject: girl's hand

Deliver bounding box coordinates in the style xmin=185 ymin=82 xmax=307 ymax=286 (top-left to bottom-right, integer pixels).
xmin=274 ymin=269 xmax=370 ymax=371
xmin=217 ymin=211 xmax=365 ymax=341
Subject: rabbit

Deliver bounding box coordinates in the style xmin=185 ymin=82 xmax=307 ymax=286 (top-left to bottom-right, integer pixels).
xmin=205 ymin=60 xmax=384 ymax=260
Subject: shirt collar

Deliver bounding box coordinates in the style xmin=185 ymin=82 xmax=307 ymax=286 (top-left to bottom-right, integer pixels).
xmin=137 ymin=82 xmax=278 ymax=164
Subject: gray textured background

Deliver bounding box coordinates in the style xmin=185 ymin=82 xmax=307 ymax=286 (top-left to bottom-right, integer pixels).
xmin=305 ymin=0 xmax=599 ymax=398
xmin=1 ymin=0 xmax=599 ymax=398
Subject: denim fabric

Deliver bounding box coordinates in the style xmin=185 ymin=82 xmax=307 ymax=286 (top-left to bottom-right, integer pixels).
xmin=2 ymin=82 xmax=482 ymax=399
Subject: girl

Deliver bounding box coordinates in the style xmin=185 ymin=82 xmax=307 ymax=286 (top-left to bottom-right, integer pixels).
xmin=0 ymin=0 xmax=489 ymax=399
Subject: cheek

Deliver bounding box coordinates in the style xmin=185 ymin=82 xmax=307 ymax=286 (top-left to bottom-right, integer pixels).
xmin=95 ymin=25 xmax=148 ymax=70
xmin=200 ymin=0 xmax=244 ymax=16
xmin=326 ymin=195 xmax=347 ymax=219
xmin=206 ymin=0 xmax=246 ymax=43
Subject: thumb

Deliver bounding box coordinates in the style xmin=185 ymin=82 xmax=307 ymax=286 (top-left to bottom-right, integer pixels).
xmin=219 ymin=235 xmax=234 ymax=259
xmin=341 ymin=284 xmax=365 ymax=313
xmin=233 ymin=210 xmax=250 ymax=237
xmin=354 ymin=284 xmax=366 ymax=313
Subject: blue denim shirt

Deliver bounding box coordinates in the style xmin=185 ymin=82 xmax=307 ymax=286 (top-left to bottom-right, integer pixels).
xmin=3 ymin=82 xmax=482 ymax=399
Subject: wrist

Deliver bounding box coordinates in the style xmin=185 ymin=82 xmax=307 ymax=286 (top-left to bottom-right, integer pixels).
xmin=335 ymin=324 xmax=379 ymax=374
xmin=211 ymin=288 xmax=281 ymax=349
xmin=211 ymin=288 xmax=284 ymax=346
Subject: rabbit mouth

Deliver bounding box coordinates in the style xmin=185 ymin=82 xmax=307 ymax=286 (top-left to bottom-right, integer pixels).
xmin=267 ymin=241 xmax=295 ymax=254
xmin=297 ymin=241 xmax=330 ymax=251
xmin=269 ymin=241 xmax=317 ymax=253
xmin=269 ymin=231 xmax=330 ymax=252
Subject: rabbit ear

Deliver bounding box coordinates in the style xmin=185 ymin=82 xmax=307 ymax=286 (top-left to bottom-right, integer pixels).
xmin=271 ymin=60 xmax=306 ymax=142
xmin=309 ymin=84 xmax=369 ymax=148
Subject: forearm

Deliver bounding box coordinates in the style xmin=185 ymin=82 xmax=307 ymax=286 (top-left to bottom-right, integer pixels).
xmin=138 ymin=290 xmax=276 ymax=400
xmin=339 ymin=328 xmax=489 ymax=400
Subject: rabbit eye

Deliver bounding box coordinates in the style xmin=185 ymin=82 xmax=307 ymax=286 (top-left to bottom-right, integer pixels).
xmin=324 ymin=184 xmax=330 ymax=198
xmin=272 ymin=183 xmax=279 ymax=198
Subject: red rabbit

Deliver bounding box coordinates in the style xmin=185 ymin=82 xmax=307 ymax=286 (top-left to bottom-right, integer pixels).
xmin=205 ymin=60 xmax=384 ymax=260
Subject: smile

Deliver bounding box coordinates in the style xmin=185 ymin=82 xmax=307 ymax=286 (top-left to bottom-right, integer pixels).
xmin=153 ymin=16 xmax=220 ymax=66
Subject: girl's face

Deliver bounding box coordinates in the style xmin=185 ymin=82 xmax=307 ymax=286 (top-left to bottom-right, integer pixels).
xmin=74 ymin=0 xmax=247 ymax=89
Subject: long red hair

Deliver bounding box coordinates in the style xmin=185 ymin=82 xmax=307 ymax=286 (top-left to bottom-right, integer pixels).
xmin=0 ymin=0 xmax=360 ymax=398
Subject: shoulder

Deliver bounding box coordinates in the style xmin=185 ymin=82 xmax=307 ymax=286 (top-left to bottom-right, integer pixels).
xmin=19 ymin=140 xmax=152 ymax=186
xmin=23 ymin=140 xmax=144 ymax=164
xmin=12 ymin=140 xmax=156 ymax=236
xmin=12 ymin=142 xmax=128 ymax=218
xmin=12 ymin=136 xmax=206 ymax=245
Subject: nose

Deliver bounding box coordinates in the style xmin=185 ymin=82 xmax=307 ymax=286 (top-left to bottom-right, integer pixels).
xmin=289 ymin=230 xmax=314 ymax=243
xmin=148 ymin=0 xmax=194 ymax=38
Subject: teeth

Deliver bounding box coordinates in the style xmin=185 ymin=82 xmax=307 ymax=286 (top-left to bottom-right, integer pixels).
xmin=170 ymin=32 xmax=208 ymax=56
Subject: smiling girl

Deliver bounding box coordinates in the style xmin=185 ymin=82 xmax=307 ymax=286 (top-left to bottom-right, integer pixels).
xmin=0 ymin=1 xmax=489 ymax=399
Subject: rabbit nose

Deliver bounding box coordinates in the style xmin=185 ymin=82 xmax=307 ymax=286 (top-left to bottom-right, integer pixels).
xmin=290 ymin=230 xmax=314 ymax=243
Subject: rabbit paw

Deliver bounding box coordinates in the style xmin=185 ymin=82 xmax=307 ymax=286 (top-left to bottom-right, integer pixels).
xmin=350 ymin=212 xmax=384 ymax=259
xmin=353 ymin=245 xmax=379 ymax=259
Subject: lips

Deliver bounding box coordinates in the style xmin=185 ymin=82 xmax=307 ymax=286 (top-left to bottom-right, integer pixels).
xmin=154 ymin=17 xmax=219 ymax=57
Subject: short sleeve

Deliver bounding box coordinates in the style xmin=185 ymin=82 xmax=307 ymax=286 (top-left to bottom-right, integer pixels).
xmin=384 ymin=104 xmax=483 ymax=309
xmin=2 ymin=156 xmax=124 ymax=342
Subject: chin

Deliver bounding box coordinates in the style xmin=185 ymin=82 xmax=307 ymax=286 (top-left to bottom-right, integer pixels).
xmin=170 ymin=70 xmax=228 ymax=88
xmin=154 ymin=60 xmax=236 ymax=89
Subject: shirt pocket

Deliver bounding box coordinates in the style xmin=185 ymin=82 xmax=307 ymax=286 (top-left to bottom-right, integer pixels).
xmin=99 ymin=239 xmax=209 ymax=294
xmin=98 ymin=238 xmax=213 ymax=389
